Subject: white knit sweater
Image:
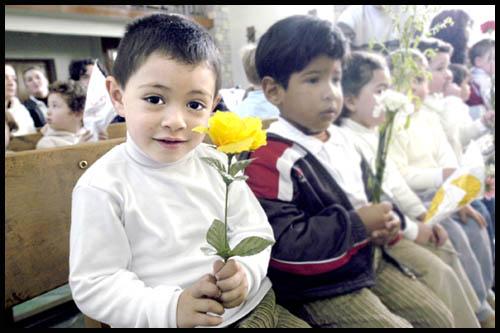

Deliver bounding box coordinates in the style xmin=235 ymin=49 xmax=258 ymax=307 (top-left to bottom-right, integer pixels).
xmin=69 ymin=135 xmax=274 ymax=327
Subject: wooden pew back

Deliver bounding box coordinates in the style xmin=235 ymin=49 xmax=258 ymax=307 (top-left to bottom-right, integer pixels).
xmin=8 ymin=122 xmax=127 ymax=152
xmin=5 ymin=138 xmax=126 ymax=313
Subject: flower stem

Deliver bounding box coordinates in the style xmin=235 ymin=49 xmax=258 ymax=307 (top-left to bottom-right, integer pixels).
xmin=224 ymin=154 xmax=233 ymax=262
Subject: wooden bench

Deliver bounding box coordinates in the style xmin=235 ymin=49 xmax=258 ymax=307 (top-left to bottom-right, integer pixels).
xmin=5 ymin=137 xmax=125 ymax=327
xmin=8 ymin=122 xmax=127 ymax=152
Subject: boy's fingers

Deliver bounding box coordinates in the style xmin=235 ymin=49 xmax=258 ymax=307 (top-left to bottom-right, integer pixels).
xmin=216 ymin=271 xmax=245 ymax=292
xmin=215 ymin=259 xmax=239 ymax=280
xmin=194 ymin=298 xmax=225 ymax=316
xmin=192 ymin=275 xmax=221 ymax=299
xmin=213 ymin=259 xmax=225 ymax=276
xmin=193 ymin=313 xmax=224 ymax=327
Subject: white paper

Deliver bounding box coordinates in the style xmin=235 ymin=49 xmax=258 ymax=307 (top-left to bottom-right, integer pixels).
xmin=83 ymin=60 xmax=117 ymax=141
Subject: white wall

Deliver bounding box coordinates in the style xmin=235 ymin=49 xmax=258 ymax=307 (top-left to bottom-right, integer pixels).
xmin=5 ymin=31 xmax=104 ymax=82
xmin=226 ymin=5 xmax=335 ymax=88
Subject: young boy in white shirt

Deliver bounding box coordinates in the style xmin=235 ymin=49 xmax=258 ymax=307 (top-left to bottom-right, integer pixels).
xmin=69 ymin=13 xmax=307 ymax=329
xmin=245 ymin=14 xmax=454 ymax=328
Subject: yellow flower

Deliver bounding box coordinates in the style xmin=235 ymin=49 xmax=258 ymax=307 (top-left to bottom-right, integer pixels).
xmin=193 ymin=111 xmax=267 ymax=154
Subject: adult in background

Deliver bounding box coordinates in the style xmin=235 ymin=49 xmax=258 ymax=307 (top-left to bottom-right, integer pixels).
xmin=5 ymin=64 xmax=36 ymax=136
xmin=22 ymin=66 xmax=50 ymax=128
xmin=430 ymin=9 xmax=472 ymax=65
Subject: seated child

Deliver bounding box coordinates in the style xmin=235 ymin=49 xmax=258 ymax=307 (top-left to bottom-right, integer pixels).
xmin=388 ymin=46 xmax=495 ymax=328
xmin=234 ymin=44 xmax=280 ymax=119
xmin=417 ymin=39 xmax=492 ymax=163
xmin=466 ymin=38 xmax=495 ymax=116
xmin=245 ymin=14 xmax=454 ymax=328
xmin=36 ymin=80 xmax=92 ymax=149
xmin=5 ymin=110 xmax=18 ymax=154
xmin=69 ymin=13 xmax=309 ymax=328
xmin=338 ymin=50 xmax=481 ymax=327
xmin=446 ymin=63 xmax=494 ymax=158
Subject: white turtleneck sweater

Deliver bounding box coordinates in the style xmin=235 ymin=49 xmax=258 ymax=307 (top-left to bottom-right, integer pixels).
xmin=340 ymin=118 xmax=426 ymax=240
xmin=387 ymin=108 xmax=459 ymax=203
xmin=36 ymin=127 xmax=82 ymax=149
xmin=69 ymin=135 xmax=274 ymax=328
xmin=424 ymin=94 xmax=489 ymax=163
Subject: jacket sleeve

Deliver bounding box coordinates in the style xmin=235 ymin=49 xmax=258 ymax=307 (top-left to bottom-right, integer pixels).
xmin=245 ymin=151 xmax=370 ymax=276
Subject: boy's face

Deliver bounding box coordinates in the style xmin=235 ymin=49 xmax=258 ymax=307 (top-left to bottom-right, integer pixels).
xmin=411 ymin=76 xmax=429 ymax=105
xmin=427 ymin=52 xmax=452 ymax=95
xmin=268 ymin=56 xmax=343 ymax=134
xmin=476 ymin=49 xmax=495 ymax=75
xmin=5 ymin=65 xmax=17 ymax=99
xmin=348 ymin=68 xmax=390 ymax=128
xmin=47 ymin=93 xmax=81 ymax=132
xmin=23 ymin=69 xmax=49 ymax=99
xmin=107 ymin=53 xmax=218 ymax=164
xmin=79 ymin=64 xmax=94 ymax=90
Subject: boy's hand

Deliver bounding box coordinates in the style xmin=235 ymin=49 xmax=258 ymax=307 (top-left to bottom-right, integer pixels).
xmin=431 ymin=224 xmax=448 ymax=247
xmin=458 ymin=204 xmax=487 ymax=229
xmin=370 ymin=212 xmax=400 ymax=246
xmin=213 ymin=259 xmax=249 ymax=309
xmin=176 ymin=274 xmax=224 ymax=328
xmin=357 ymin=201 xmax=393 ymax=233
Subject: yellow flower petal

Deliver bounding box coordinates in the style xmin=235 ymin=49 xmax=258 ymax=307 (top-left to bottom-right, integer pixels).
xmin=204 ymin=111 xmax=267 ymax=153
xmin=192 ymin=126 xmax=209 ymax=134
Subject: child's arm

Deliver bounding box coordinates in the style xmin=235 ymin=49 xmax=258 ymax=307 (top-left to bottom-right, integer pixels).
xmin=223 ymin=180 xmax=275 ymax=303
xmin=70 ymin=185 xmax=184 ymax=328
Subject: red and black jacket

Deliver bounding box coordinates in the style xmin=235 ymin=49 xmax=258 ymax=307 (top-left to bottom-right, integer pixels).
xmin=244 ymin=133 xmax=393 ymax=304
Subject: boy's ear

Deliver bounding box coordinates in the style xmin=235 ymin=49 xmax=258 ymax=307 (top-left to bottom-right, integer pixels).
xmin=106 ymin=76 xmax=126 ymax=117
xmin=343 ymin=95 xmax=357 ymax=114
xmin=261 ymin=76 xmax=284 ymax=107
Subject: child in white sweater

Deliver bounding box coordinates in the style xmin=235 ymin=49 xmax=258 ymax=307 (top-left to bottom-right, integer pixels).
xmin=69 ymin=13 xmax=307 ymax=329
xmin=338 ymin=50 xmax=481 ymax=327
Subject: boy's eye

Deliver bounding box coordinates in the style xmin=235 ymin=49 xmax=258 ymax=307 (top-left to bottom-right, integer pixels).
xmin=331 ymin=77 xmax=341 ymax=85
xmin=187 ymin=101 xmax=205 ymax=111
xmin=306 ymin=77 xmax=319 ymax=84
xmin=144 ymin=96 xmax=164 ymax=105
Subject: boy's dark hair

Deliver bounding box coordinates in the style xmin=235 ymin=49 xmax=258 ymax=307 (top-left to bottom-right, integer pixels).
xmin=112 ymin=13 xmax=222 ymax=94
xmin=448 ymin=63 xmax=470 ymax=85
xmin=69 ymin=58 xmax=107 ymax=81
xmin=255 ymin=15 xmax=346 ymax=89
xmin=49 ymin=80 xmax=86 ymax=113
xmin=417 ymin=37 xmax=454 ymax=61
xmin=339 ymin=51 xmax=387 ymax=120
xmin=469 ymin=38 xmax=495 ymax=67
xmin=430 ymin=9 xmax=471 ymax=64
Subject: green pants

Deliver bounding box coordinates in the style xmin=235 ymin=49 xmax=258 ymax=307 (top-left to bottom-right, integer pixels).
xmin=233 ymin=288 xmax=311 ymax=328
xmin=293 ymin=252 xmax=454 ymax=328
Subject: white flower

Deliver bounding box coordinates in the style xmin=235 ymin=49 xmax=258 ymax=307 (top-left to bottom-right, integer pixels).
xmin=373 ymin=89 xmax=414 ymax=117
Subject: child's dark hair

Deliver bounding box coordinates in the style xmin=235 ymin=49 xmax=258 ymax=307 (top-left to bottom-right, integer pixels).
xmin=112 ymin=13 xmax=222 ymax=94
xmin=417 ymin=37 xmax=454 ymax=61
xmin=255 ymin=15 xmax=346 ymax=89
xmin=430 ymin=9 xmax=471 ymax=64
xmin=448 ymin=63 xmax=470 ymax=86
xmin=69 ymin=58 xmax=107 ymax=81
xmin=339 ymin=51 xmax=388 ymax=120
xmin=49 ymin=80 xmax=86 ymax=113
xmin=469 ymin=38 xmax=495 ymax=67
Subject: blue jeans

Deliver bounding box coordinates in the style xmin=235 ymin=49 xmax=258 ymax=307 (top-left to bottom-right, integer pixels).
xmin=481 ymin=197 xmax=495 ymax=263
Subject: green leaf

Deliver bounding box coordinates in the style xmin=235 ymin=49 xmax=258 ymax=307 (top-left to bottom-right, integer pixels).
xmin=206 ymin=219 xmax=229 ymax=255
xmin=229 ymin=158 xmax=255 ymax=177
xmin=228 ymin=236 xmax=274 ymax=258
xmin=220 ymin=171 xmax=235 ymax=186
xmin=201 ymin=157 xmax=226 ymax=173
xmin=233 ymin=175 xmax=249 ymax=182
